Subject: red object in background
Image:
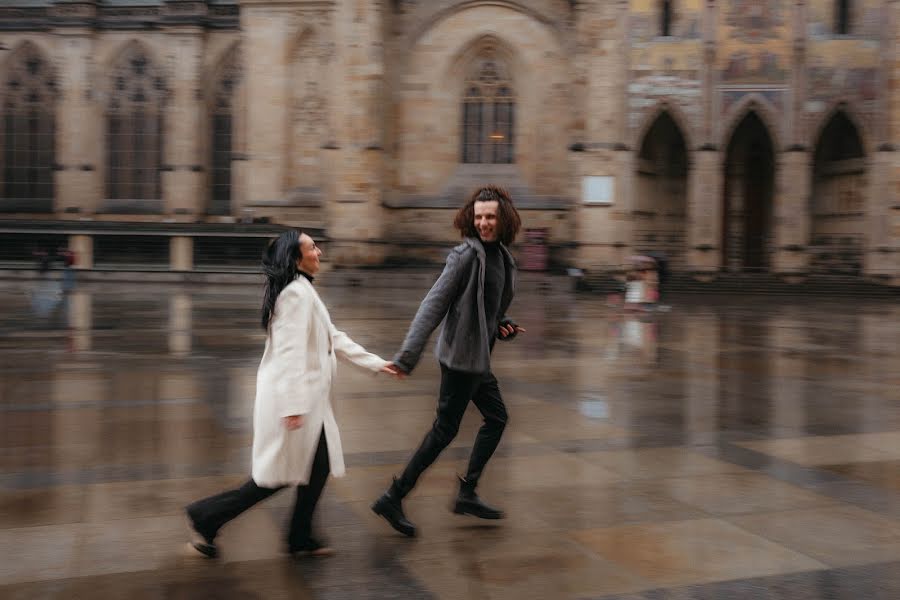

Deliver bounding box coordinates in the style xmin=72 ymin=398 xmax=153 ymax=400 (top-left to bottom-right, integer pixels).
xmin=521 ymin=228 xmax=548 ymax=271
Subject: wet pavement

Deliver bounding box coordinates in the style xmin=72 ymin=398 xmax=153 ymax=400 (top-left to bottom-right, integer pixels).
xmin=1 ymin=275 xmax=899 ymax=599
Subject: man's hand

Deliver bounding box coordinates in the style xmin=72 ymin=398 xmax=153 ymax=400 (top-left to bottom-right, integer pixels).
xmin=498 ymin=323 xmax=526 ymax=340
xmin=284 ymin=415 xmax=304 ymax=430
xmin=381 ymin=363 xmax=407 ymax=380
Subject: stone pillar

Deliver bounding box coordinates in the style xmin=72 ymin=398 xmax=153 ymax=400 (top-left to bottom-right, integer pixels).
xmin=865 ymin=150 xmax=897 ymax=280
xmin=163 ymin=1 xmax=207 ymax=216
xmin=69 ymin=234 xmax=93 ymax=269
xmin=52 ymin=2 xmax=102 ymax=215
xmin=240 ymin=1 xmax=293 ymax=204
xmin=574 ymin=150 xmax=635 ymax=270
xmin=572 ymin=1 xmax=632 ymax=271
xmin=871 ymin=1 xmax=900 ymax=284
xmin=328 ymin=0 xmax=386 ymax=265
xmin=170 ymin=236 xmax=193 ymax=271
xmin=772 ymin=150 xmax=811 ymax=275
xmin=686 ymin=149 xmax=722 ymax=275
xmin=684 ymin=1 xmax=722 ymax=278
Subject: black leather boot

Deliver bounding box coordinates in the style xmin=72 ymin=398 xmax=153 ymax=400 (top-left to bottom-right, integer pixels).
xmin=371 ymin=478 xmax=417 ymax=537
xmin=185 ymin=507 xmax=218 ymax=558
xmin=452 ymin=476 xmax=504 ymax=519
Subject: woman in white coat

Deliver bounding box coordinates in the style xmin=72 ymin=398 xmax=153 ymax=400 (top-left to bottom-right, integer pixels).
xmin=186 ymin=230 xmax=400 ymax=558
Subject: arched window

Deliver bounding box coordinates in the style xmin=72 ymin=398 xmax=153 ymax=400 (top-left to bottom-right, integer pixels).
xmin=835 ymin=0 xmax=851 ymax=35
xmin=661 ymin=0 xmax=673 ymax=37
xmin=106 ymin=44 xmax=167 ymax=204
xmin=2 ymin=43 xmax=56 ymax=211
xmin=210 ymin=46 xmax=241 ymax=215
xmin=461 ymin=51 xmax=515 ymax=164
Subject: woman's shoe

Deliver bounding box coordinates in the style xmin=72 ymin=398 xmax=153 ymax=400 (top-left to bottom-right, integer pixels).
xmin=185 ymin=509 xmax=218 ymax=558
xmin=290 ymin=537 xmax=334 ymax=558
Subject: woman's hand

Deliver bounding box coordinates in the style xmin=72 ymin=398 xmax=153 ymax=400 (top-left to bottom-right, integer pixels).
xmin=381 ymin=363 xmax=406 ymax=380
xmin=284 ymin=415 xmax=304 ymax=430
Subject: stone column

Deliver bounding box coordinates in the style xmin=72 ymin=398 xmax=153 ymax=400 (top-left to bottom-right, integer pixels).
xmin=869 ymin=0 xmax=900 ymax=283
xmin=772 ymin=150 xmax=811 ymax=276
xmin=328 ymin=0 xmax=386 ymax=265
xmin=685 ymin=1 xmax=723 ymax=277
xmin=686 ymin=149 xmax=722 ymax=275
xmin=52 ymin=1 xmax=102 ymax=215
xmin=240 ymin=0 xmax=293 ymax=205
xmin=572 ymin=1 xmax=633 ymax=270
xmin=771 ymin=0 xmax=811 ymax=278
xmin=170 ymin=236 xmax=193 ymax=271
xmin=162 ymin=1 xmax=207 ymax=216
xmin=69 ymin=234 xmax=93 ymax=269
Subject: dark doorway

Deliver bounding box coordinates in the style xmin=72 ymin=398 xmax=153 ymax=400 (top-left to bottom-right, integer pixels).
xmin=723 ymin=112 xmax=775 ymax=271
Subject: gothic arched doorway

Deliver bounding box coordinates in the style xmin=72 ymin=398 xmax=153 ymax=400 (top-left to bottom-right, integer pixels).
xmin=722 ymin=112 xmax=775 ymax=271
xmin=634 ymin=111 xmax=689 ymax=270
xmin=810 ymin=110 xmax=866 ymax=274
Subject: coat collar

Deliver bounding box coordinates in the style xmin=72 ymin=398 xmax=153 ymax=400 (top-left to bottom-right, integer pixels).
xmin=464 ymin=237 xmax=516 ymax=268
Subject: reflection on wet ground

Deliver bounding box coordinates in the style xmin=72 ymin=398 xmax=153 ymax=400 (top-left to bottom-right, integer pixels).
xmin=1 ymin=275 xmax=899 ymax=599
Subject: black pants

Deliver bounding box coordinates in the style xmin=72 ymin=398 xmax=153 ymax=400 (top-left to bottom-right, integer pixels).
xmin=395 ymin=365 xmax=508 ymax=495
xmin=187 ymin=430 xmax=330 ymax=550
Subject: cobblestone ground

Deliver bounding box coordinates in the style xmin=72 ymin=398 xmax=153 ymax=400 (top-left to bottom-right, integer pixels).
xmin=1 ymin=276 xmax=898 ymax=599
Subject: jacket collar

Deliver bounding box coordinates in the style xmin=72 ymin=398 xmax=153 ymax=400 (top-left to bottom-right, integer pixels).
xmin=464 ymin=237 xmax=516 ymax=268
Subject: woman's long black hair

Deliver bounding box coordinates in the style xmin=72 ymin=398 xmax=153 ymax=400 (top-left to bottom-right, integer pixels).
xmin=261 ymin=230 xmax=302 ymax=330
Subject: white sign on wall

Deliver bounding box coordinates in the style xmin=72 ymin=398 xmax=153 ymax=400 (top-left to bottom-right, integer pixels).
xmin=582 ymin=176 xmax=615 ymax=205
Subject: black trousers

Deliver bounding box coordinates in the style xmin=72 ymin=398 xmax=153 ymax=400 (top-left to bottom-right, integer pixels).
xmin=395 ymin=365 xmax=508 ymax=495
xmin=187 ymin=430 xmax=330 ymax=550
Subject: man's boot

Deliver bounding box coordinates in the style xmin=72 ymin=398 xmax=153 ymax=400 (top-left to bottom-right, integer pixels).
xmin=452 ymin=476 xmax=504 ymax=519
xmin=371 ymin=478 xmax=417 ymax=537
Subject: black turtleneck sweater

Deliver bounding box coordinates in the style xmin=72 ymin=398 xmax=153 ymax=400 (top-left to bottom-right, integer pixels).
xmin=483 ymin=242 xmax=505 ymax=345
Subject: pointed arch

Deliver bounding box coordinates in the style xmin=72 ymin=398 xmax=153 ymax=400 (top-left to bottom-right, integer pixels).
xmin=722 ymin=110 xmax=777 ymax=271
xmin=1 ymin=40 xmax=57 ymax=211
xmin=403 ymin=0 xmax=566 ymax=54
xmin=104 ymin=40 xmax=168 ymax=206
xmin=720 ymin=93 xmax=781 ymax=155
xmin=811 ymin=100 xmax=870 ymax=159
xmin=809 ymin=104 xmax=868 ymax=275
xmin=634 ymin=101 xmax=695 ymax=156
xmin=634 ymin=109 xmax=690 ymax=269
xmin=209 ymin=43 xmax=242 ymax=215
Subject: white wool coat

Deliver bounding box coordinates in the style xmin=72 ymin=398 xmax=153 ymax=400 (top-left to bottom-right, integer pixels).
xmin=251 ymin=277 xmax=388 ymax=487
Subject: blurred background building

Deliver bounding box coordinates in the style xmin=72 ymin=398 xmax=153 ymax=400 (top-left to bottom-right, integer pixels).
xmin=0 ymin=0 xmax=897 ymax=283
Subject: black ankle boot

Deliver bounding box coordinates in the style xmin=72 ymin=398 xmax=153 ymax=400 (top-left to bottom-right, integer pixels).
xmin=452 ymin=476 xmax=504 ymax=520
xmin=185 ymin=507 xmax=218 ymax=558
xmin=371 ymin=478 xmax=417 ymax=537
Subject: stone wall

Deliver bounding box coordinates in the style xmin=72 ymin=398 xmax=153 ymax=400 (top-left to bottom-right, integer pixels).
xmin=0 ymin=0 xmax=896 ymax=281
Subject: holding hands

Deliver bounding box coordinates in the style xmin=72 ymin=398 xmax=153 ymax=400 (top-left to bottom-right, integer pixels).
xmin=381 ymin=363 xmax=406 ymax=380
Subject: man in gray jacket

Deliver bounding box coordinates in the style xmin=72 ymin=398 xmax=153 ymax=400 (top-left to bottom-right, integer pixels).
xmin=372 ymin=186 xmax=525 ymax=537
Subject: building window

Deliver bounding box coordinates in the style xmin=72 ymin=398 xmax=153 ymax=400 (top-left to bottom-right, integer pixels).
xmin=106 ymin=44 xmax=167 ymax=202
xmin=2 ymin=43 xmax=55 ymax=211
xmin=835 ymin=0 xmax=851 ymax=35
xmin=210 ymin=47 xmax=241 ymax=215
xmin=461 ymin=52 xmax=515 ymax=164
xmin=661 ymin=0 xmax=673 ymax=37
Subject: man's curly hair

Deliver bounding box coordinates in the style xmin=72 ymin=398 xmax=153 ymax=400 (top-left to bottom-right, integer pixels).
xmin=453 ymin=185 xmax=522 ymax=245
